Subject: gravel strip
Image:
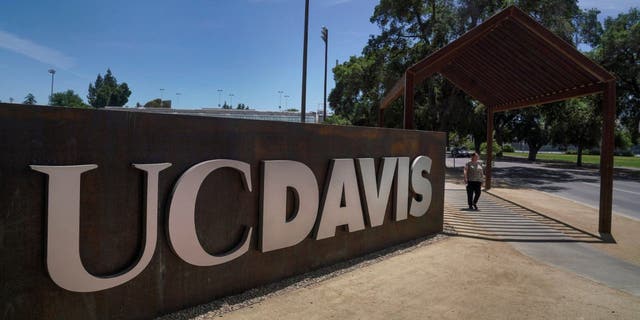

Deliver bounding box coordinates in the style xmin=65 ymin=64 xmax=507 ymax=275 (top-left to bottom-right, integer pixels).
xmin=157 ymin=233 xmax=449 ymax=320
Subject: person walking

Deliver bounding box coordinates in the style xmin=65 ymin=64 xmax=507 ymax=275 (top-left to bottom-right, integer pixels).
xmin=464 ymin=152 xmax=485 ymax=210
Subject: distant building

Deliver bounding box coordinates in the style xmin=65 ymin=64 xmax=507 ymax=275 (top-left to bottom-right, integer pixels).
xmin=106 ymin=107 xmax=319 ymax=123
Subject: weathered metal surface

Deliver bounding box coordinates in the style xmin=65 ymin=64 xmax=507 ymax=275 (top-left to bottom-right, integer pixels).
xmin=0 ymin=103 xmax=445 ymax=320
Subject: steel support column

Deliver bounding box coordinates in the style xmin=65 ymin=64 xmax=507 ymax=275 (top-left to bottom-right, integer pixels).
xmin=403 ymin=72 xmax=415 ymax=129
xmin=599 ymin=81 xmax=616 ymax=234
xmin=485 ymin=108 xmax=494 ymax=190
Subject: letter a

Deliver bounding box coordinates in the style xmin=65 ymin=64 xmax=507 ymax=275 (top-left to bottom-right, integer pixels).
xmin=315 ymin=159 xmax=365 ymax=240
xmin=30 ymin=163 xmax=171 ymax=292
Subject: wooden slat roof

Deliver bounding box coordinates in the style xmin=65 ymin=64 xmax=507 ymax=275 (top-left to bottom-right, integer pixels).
xmin=380 ymin=6 xmax=615 ymax=112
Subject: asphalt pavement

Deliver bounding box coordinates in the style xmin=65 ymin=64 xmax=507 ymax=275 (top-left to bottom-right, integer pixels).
xmin=446 ymin=156 xmax=640 ymax=220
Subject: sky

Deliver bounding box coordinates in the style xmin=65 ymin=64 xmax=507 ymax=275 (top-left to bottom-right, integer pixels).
xmin=0 ymin=0 xmax=637 ymax=111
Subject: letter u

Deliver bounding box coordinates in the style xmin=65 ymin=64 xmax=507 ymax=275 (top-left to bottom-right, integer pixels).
xmin=30 ymin=163 xmax=171 ymax=292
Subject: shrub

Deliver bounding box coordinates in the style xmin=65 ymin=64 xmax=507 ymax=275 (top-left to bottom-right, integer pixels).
xmin=502 ymin=144 xmax=515 ymax=153
xmin=480 ymin=141 xmax=502 ymax=157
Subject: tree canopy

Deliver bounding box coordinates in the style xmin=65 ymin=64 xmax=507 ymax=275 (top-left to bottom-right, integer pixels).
xmin=23 ymin=93 xmax=37 ymax=105
xmin=50 ymin=90 xmax=88 ymax=108
xmin=328 ymin=1 xmax=639 ymax=163
xmin=87 ymin=69 xmax=131 ymax=108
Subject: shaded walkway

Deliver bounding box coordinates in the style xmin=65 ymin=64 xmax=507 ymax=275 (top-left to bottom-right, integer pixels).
xmin=444 ymin=188 xmax=640 ymax=296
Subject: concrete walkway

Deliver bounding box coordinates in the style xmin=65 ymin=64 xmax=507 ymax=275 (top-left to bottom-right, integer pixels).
xmin=445 ymin=188 xmax=640 ymax=296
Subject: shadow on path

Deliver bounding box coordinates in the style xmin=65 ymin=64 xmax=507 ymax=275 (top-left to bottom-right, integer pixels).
xmin=443 ymin=189 xmax=605 ymax=243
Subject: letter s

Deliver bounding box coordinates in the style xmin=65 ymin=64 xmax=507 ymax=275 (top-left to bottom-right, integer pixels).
xmin=409 ymin=156 xmax=432 ymax=217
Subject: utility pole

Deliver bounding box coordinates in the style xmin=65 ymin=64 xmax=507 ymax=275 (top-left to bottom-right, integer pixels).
xmin=217 ymin=89 xmax=223 ymax=107
xmin=278 ymin=90 xmax=284 ymax=109
xmin=48 ymin=69 xmax=56 ymax=105
xmin=160 ymin=88 xmax=165 ymax=108
xmin=321 ymin=26 xmax=328 ymax=122
xmin=300 ymin=0 xmax=309 ymax=123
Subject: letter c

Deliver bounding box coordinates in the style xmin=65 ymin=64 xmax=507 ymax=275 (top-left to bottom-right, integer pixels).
xmin=168 ymin=160 xmax=253 ymax=266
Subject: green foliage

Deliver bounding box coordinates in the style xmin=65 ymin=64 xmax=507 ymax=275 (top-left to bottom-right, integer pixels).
xmin=23 ymin=93 xmax=37 ymax=105
xmin=593 ymin=8 xmax=640 ymax=143
xmin=285 ymin=108 xmax=299 ymax=112
xmin=480 ymin=141 xmax=503 ymax=157
xmin=615 ymin=127 xmax=633 ymax=150
xmin=87 ymin=69 xmax=131 ymax=108
xmin=575 ymin=8 xmax=603 ymax=46
xmin=222 ymin=102 xmax=232 ymax=109
xmin=548 ymin=98 xmax=601 ymax=165
xmin=327 ymin=0 xmax=637 ymax=162
xmin=50 ymin=90 xmax=89 ymax=108
xmin=508 ymin=105 xmax=556 ymax=161
xmin=502 ymin=144 xmax=515 ymax=152
xmin=143 ymin=99 xmax=169 ymax=108
xmin=236 ymin=103 xmax=249 ymax=110
xmin=323 ymin=114 xmax=351 ymax=126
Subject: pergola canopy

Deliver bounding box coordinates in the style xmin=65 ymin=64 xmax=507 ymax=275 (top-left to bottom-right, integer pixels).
xmin=379 ymin=6 xmax=617 ymax=235
xmin=380 ymin=5 xmax=615 ymax=113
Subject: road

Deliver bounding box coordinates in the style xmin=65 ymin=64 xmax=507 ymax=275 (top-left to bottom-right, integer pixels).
xmin=446 ymin=156 xmax=640 ymax=220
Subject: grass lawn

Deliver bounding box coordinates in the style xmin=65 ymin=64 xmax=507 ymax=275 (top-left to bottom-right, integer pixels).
xmin=503 ymin=152 xmax=640 ymax=169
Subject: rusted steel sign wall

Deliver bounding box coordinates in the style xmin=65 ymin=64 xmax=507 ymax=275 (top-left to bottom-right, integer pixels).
xmin=0 ymin=104 xmax=444 ymax=319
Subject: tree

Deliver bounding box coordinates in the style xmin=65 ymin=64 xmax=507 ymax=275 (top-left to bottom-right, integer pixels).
xmin=221 ymin=102 xmax=232 ymax=109
xmin=236 ymin=103 xmax=249 ymax=110
xmin=23 ymin=93 xmax=37 ymax=105
xmin=50 ymin=90 xmax=89 ymax=108
xmin=143 ymin=98 xmax=169 ymax=108
xmin=87 ymin=69 xmax=131 ymax=108
xmin=593 ymin=8 xmax=640 ymax=143
xmin=509 ymin=106 xmax=556 ymax=161
xmin=550 ymin=98 xmax=601 ymax=166
xmin=324 ymin=114 xmax=351 ymax=125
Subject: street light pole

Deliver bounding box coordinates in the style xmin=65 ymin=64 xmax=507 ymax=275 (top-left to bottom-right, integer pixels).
xmin=160 ymin=88 xmax=165 ymax=108
xmin=321 ymin=26 xmax=328 ymax=122
xmin=229 ymin=94 xmax=234 ymax=107
xmin=48 ymin=69 xmax=56 ymax=105
xmin=217 ymin=89 xmax=223 ymax=107
xmin=300 ymin=0 xmax=309 ymax=123
xmin=176 ymin=92 xmax=181 ymax=108
xmin=278 ymin=90 xmax=284 ymax=109
xmin=284 ymin=95 xmax=289 ymax=109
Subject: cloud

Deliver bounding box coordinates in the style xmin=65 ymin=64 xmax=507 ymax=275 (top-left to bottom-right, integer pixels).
xmin=0 ymin=29 xmax=74 ymax=69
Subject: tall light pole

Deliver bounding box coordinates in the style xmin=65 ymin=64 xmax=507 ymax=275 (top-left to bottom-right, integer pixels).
xmin=229 ymin=94 xmax=234 ymax=107
xmin=176 ymin=92 xmax=181 ymax=108
xmin=278 ymin=90 xmax=284 ymax=109
xmin=321 ymin=26 xmax=328 ymax=122
xmin=48 ymin=69 xmax=56 ymax=105
xmin=159 ymin=88 xmax=165 ymax=108
xmin=284 ymin=95 xmax=290 ymax=109
xmin=217 ymin=89 xmax=223 ymax=107
xmin=300 ymin=0 xmax=309 ymax=122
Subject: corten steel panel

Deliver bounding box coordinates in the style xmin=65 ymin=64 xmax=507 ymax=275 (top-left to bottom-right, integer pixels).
xmin=0 ymin=104 xmax=445 ymax=320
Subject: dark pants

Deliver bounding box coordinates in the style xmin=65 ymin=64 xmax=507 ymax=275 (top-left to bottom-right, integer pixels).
xmin=466 ymin=181 xmax=482 ymax=207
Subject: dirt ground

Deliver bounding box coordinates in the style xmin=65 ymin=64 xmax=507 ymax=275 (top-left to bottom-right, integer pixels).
xmin=215 ymin=237 xmax=640 ymax=320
